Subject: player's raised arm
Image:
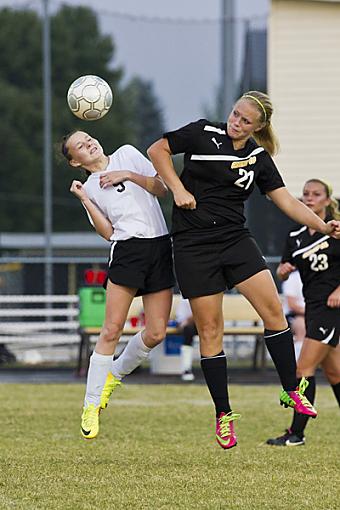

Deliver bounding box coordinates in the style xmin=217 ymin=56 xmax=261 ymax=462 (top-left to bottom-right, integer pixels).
xmin=268 ymin=187 xmax=340 ymax=238
xmin=70 ymin=180 xmax=113 ymax=241
xmin=148 ymin=138 xmax=196 ymax=209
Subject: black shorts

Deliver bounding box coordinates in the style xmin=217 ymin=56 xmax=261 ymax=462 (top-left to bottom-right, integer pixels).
xmin=305 ymin=304 xmax=340 ymax=347
xmin=105 ymin=235 xmax=174 ymax=296
xmin=173 ymin=233 xmax=268 ymax=298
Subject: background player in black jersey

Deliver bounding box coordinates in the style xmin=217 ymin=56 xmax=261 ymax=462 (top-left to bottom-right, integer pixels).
xmin=267 ymin=179 xmax=340 ymax=446
xmin=148 ymin=91 xmax=340 ymax=449
xmin=61 ymin=131 xmax=174 ymax=440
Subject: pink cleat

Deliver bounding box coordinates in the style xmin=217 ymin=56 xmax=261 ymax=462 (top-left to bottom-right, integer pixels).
xmin=280 ymin=377 xmax=317 ymax=418
xmin=215 ymin=411 xmax=241 ymax=449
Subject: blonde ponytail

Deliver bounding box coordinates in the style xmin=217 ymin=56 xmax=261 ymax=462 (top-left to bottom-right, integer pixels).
xmin=242 ymin=91 xmax=280 ymax=156
xmin=328 ymin=197 xmax=340 ymax=220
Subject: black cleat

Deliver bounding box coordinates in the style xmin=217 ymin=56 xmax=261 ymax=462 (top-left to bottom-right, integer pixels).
xmin=266 ymin=429 xmax=305 ymax=447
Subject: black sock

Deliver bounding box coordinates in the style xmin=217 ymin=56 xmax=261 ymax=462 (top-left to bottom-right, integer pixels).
xmin=200 ymin=351 xmax=231 ymax=416
xmin=183 ymin=324 xmax=197 ymax=346
xmin=331 ymin=382 xmax=340 ymax=407
xmin=290 ymin=376 xmax=316 ymax=438
xmin=264 ymin=328 xmax=297 ymax=391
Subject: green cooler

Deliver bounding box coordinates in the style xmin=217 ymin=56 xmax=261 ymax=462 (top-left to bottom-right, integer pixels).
xmin=78 ymin=287 xmax=106 ymax=327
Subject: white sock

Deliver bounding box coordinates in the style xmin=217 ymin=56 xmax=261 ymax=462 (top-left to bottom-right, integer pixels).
xmin=111 ymin=331 xmax=152 ymax=380
xmin=181 ymin=344 xmax=193 ymax=373
xmin=84 ymin=351 xmax=113 ymax=407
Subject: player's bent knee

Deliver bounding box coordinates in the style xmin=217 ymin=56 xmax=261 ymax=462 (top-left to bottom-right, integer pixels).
xmin=144 ymin=328 xmax=166 ymax=346
xmin=101 ymin=322 xmax=124 ymax=342
xmin=198 ymin=322 xmax=222 ymax=342
xmin=262 ymin=312 xmax=287 ymax=331
xmin=323 ymin=368 xmax=340 ymax=385
xmin=262 ymin=301 xmax=285 ymax=324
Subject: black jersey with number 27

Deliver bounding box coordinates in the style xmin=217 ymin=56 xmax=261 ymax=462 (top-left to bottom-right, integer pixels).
xmin=164 ymin=119 xmax=285 ymax=235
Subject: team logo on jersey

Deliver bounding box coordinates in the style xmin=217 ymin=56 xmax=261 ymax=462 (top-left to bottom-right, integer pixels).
xmin=296 ymin=239 xmax=301 ymax=247
xmin=211 ymin=137 xmax=222 ymax=149
xmin=321 ymin=327 xmax=336 ymax=344
xmin=302 ymin=241 xmax=329 ymax=259
xmin=231 ymin=156 xmax=257 ymax=169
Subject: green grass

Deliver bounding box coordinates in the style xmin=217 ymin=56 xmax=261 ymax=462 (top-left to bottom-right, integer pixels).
xmin=1 ymin=384 xmax=339 ymax=510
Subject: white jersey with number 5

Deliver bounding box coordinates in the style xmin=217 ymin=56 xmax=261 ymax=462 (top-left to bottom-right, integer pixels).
xmin=83 ymin=144 xmax=168 ymax=241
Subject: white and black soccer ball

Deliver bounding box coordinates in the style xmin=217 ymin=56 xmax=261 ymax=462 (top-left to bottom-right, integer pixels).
xmin=67 ymin=75 xmax=113 ymax=120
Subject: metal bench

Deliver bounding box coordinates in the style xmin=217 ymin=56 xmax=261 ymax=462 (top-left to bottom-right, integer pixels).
xmin=0 ymin=294 xmax=266 ymax=374
xmin=0 ymin=295 xmax=80 ymax=350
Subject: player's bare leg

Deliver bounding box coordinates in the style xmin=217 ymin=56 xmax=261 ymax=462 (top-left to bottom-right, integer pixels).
xmin=190 ymin=294 xmax=240 ymax=449
xmin=81 ymin=282 xmax=136 ymax=439
xmin=237 ymin=270 xmax=316 ymax=417
xmin=101 ymin=289 xmax=173 ymax=409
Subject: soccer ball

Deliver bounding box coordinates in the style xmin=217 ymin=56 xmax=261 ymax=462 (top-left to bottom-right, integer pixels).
xmin=67 ymin=75 xmax=113 ymax=120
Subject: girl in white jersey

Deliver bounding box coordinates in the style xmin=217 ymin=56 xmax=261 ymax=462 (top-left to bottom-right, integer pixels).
xmin=61 ymin=130 xmax=174 ymax=439
xmin=148 ymin=91 xmax=340 ymax=450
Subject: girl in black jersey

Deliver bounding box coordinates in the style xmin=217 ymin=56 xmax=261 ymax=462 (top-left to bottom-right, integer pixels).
xmin=267 ymin=179 xmax=340 ymax=446
xmin=61 ymin=131 xmax=174 ymax=440
xmin=148 ymin=91 xmax=340 ymax=450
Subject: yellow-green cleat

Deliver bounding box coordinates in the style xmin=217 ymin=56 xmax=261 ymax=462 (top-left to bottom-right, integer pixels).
xmin=100 ymin=372 xmax=122 ymax=409
xmin=81 ymin=403 xmax=100 ymax=440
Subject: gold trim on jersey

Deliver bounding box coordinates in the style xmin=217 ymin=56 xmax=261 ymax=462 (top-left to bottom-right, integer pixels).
xmin=231 ymin=156 xmax=257 ymax=169
xmin=292 ymin=235 xmax=330 ymax=259
xmin=301 ymin=241 xmax=329 ymax=259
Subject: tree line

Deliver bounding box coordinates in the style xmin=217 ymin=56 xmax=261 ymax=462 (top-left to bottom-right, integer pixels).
xmin=0 ymin=5 xmax=170 ymax=232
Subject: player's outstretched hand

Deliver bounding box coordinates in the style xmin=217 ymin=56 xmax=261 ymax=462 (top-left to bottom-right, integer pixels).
xmin=173 ymin=188 xmax=196 ymax=210
xmin=325 ymin=220 xmax=340 ymax=239
xmin=70 ymin=180 xmax=88 ymax=201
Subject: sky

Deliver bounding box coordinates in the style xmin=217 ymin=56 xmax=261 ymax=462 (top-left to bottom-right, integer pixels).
xmin=1 ymin=0 xmax=269 ymax=128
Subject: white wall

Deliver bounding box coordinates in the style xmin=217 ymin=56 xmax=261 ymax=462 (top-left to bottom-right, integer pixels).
xmin=269 ymin=0 xmax=340 ymax=196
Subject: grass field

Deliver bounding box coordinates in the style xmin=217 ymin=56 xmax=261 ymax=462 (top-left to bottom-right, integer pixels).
xmin=1 ymin=383 xmax=339 ymax=510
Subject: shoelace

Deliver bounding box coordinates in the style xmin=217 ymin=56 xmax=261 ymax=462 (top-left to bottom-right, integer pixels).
xmin=83 ymin=405 xmax=98 ymax=427
xmin=281 ymin=377 xmax=311 ymax=407
xmin=298 ymin=377 xmax=309 ymax=394
xmin=295 ymin=391 xmax=313 ymax=409
xmin=218 ymin=413 xmax=241 ymax=436
xmin=295 ymin=377 xmax=315 ymax=409
xmin=102 ymin=378 xmax=121 ymax=400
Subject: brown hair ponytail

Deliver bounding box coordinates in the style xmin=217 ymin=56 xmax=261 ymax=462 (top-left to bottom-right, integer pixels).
xmin=59 ymin=131 xmax=91 ymax=177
